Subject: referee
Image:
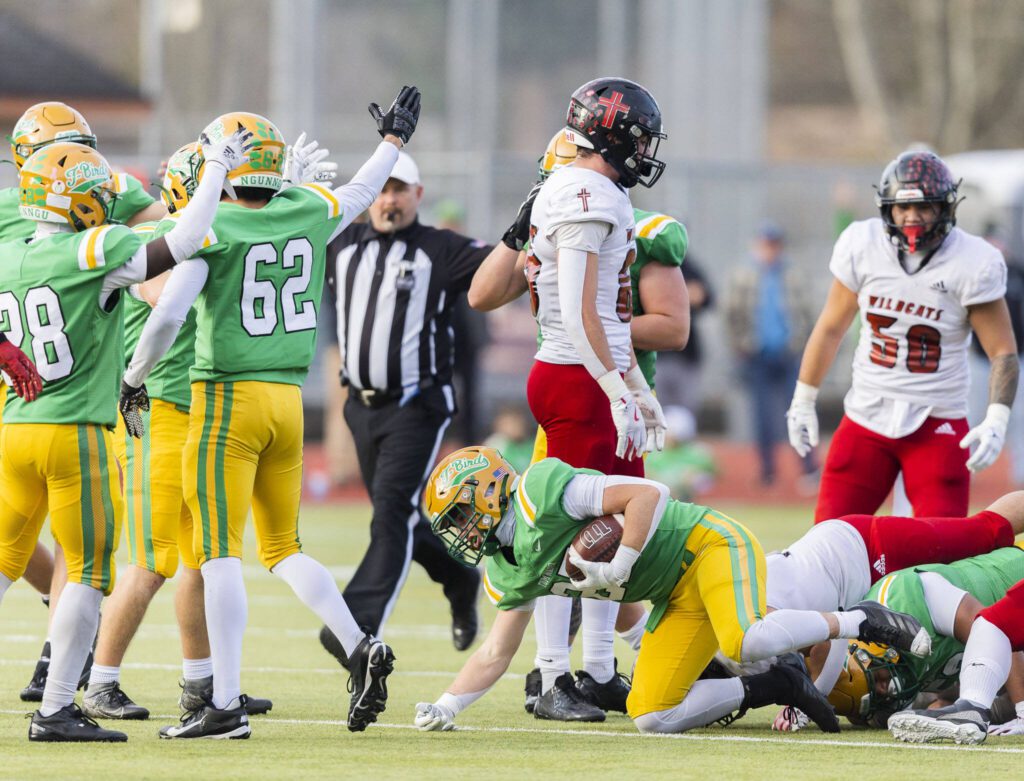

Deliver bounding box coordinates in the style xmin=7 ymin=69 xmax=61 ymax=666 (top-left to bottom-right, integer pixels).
xmin=320 ymin=152 xmax=490 ymax=660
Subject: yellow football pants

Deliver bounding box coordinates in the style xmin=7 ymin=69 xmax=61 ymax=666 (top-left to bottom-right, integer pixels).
xmin=184 ymin=381 xmax=304 ymax=569
xmin=113 ymin=398 xmax=196 ymax=578
xmin=627 ymin=511 xmax=767 ymax=718
xmin=0 ymin=422 xmax=122 ymax=594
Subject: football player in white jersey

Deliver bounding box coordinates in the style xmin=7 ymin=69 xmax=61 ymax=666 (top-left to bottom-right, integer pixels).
xmin=787 ymin=151 xmax=1018 ymax=521
xmin=467 ymin=78 xmax=671 ymax=720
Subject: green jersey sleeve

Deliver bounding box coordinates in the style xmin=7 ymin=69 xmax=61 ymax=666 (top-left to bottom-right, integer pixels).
xmin=189 ymin=186 xmax=344 ymax=385
xmin=482 ymin=458 xmax=701 ymax=619
xmin=122 ymin=220 xmax=196 ymax=409
xmin=629 ymin=209 xmax=688 ymax=388
xmin=109 ymin=173 xmax=157 ymax=225
xmin=0 ymin=187 xmax=33 ymax=242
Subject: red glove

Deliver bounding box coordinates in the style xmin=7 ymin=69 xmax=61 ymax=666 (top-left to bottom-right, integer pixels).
xmin=0 ymin=338 xmax=43 ymax=402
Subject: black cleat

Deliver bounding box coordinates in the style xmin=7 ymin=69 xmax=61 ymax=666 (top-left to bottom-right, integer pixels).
xmin=889 ymin=699 xmax=991 ymax=745
xmin=29 ymin=703 xmax=127 ymax=742
xmin=319 ymin=625 xmax=349 ymax=669
xmin=178 ymin=676 xmax=272 ymax=716
xmin=576 ymin=664 xmax=631 ymax=713
xmin=82 ymin=681 xmax=150 ymax=720
xmin=20 ymin=642 xmax=49 ymax=702
xmin=770 ymin=655 xmax=840 ymax=733
xmin=524 ymin=668 xmax=541 ymax=714
xmin=533 ymin=673 xmax=606 ymax=722
xmin=851 ymin=600 xmax=932 ymax=657
xmin=346 ymin=636 xmax=395 ymax=732
xmin=159 ymin=695 xmax=251 ymax=739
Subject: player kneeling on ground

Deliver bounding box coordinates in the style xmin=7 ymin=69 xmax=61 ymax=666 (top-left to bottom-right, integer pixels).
xmin=413 ymin=447 xmax=931 ymax=734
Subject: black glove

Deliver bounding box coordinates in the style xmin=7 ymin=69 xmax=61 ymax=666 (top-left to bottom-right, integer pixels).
xmin=501 ymin=181 xmax=543 ymax=251
xmin=368 ymin=85 xmax=421 ymax=145
xmin=119 ymin=380 xmax=150 ymax=439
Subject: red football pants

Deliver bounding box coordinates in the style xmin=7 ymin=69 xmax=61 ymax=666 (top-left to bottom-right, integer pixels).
xmin=526 ymin=360 xmax=644 ymax=477
xmin=839 ymin=510 xmax=1013 ymax=584
xmin=978 ymin=578 xmax=1024 ymax=650
xmin=814 ymin=414 xmax=969 ymax=522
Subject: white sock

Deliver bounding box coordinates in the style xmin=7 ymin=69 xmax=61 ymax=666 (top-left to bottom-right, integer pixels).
xmin=960 ymin=617 xmax=1013 ymax=708
xmin=740 ymin=610 xmax=831 ymax=662
xmin=272 ymin=552 xmax=366 ymax=656
xmin=533 ymin=595 xmax=572 ymax=692
xmin=633 ymin=678 xmax=745 ymax=733
xmin=183 ymin=657 xmax=214 ymax=681
xmin=40 ymin=582 xmax=102 ymax=717
xmin=87 ymin=664 xmax=120 ymax=688
xmin=581 ymin=598 xmax=618 ymax=683
xmin=833 ymin=609 xmax=867 ymax=638
xmin=0 ymin=572 xmax=12 ymax=605
xmin=201 ymin=557 xmax=247 ymax=710
xmin=617 ymin=610 xmax=648 ymax=652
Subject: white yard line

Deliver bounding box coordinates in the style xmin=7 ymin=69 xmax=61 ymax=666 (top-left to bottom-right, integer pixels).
xmin=1 ymin=708 xmax=1021 ymax=754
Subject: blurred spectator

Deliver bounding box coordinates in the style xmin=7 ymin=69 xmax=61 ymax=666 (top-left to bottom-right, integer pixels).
xmin=726 ymin=221 xmax=817 ymax=485
xmin=651 ymin=256 xmax=714 ymax=417
xmin=482 ymin=403 xmax=536 ymax=473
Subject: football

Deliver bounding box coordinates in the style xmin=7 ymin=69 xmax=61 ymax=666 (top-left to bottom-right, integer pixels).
xmin=564 ymin=514 xmax=623 ymax=580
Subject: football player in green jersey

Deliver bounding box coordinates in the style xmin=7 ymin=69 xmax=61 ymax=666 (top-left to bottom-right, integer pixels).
xmin=119 ymin=87 xmax=421 ymax=739
xmin=413 ymin=446 xmax=931 ymax=734
xmin=0 ymin=130 xmax=251 ymax=742
xmin=7 ymin=101 xmax=170 ymax=703
xmin=467 ymin=131 xmax=691 ymax=719
xmin=820 ymin=547 xmax=1024 ymax=736
xmin=83 ymin=142 xmax=273 ymax=721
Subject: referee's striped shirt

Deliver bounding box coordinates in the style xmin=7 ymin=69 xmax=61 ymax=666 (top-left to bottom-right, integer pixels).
xmin=326 ymin=218 xmax=490 ymax=394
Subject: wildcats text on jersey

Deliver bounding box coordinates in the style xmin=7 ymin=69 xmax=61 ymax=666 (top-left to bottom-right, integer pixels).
xmin=868 ymin=296 xmax=942 ymax=322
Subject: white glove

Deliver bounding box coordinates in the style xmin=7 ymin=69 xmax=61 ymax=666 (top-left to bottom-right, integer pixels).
xmin=567 ymin=545 xmax=639 ymax=590
xmin=199 ymin=128 xmax=254 ymax=175
xmin=282 ymin=132 xmax=339 ymax=188
xmin=598 ymin=370 xmax=646 ymax=460
xmin=414 ymin=701 xmax=455 ymax=731
xmin=989 ymin=716 xmax=1024 ymax=736
xmin=624 ymin=365 xmax=667 ymax=452
xmin=772 ymin=706 xmax=810 ymax=732
xmin=960 ymin=403 xmax=1011 ymax=473
xmin=786 ymin=381 xmax=819 ymax=458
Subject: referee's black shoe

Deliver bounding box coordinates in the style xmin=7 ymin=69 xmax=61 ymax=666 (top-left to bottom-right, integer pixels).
xmin=320 ymin=624 xmax=349 ymax=669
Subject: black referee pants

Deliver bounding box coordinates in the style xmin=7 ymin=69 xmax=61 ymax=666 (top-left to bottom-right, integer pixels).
xmin=342 ymin=384 xmax=480 ymax=635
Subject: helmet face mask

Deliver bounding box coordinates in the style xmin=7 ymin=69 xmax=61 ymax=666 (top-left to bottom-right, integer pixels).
xmin=564 ymin=77 xmax=667 ymax=189
xmin=875 ymin=151 xmax=961 ymax=254
xmin=19 ymin=142 xmax=119 ymax=231
xmin=830 ymin=641 xmax=918 ymax=725
xmin=9 ymin=102 xmax=96 ymax=170
xmin=423 ymin=447 xmax=517 ymax=567
xmin=159 ymin=142 xmax=203 ymax=214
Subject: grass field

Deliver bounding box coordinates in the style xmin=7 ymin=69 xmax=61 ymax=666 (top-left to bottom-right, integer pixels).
xmin=2 ymin=500 xmax=1022 ymax=780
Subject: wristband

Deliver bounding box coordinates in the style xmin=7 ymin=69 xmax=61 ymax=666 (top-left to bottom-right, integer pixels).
xmin=985 ymin=403 xmax=1011 ymax=431
xmin=609 ymin=544 xmax=641 ymax=585
xmin=597 ymin=369 xmax=629 ymax=403
xmin=793 ymin=381 xmax=819 ymax=404
xmin=436 ymin=692 xmax=463 ymax=716
xmin=623 ymin=365 xmax=649 ymax=394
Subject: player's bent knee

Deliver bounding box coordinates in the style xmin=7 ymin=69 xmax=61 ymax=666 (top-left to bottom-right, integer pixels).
xmin=259 ymin=543 xmax=302 ymax=571
xmin=633 ymin=710 xmax=676 ymax=734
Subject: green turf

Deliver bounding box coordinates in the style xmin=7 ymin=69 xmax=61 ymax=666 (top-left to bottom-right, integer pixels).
xmin=2 ymin=501 xmax=1021 ymax=779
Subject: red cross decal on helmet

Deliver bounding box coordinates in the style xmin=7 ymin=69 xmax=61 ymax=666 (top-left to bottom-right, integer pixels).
xmin=577 ymin=188 xmax=591 ymax=212
xmin=597 ymin=91 xmax=630 ymax=129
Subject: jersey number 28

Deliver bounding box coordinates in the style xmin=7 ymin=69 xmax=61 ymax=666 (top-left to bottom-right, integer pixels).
xmin=0 ymin=286 xmax=73 ymax=381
